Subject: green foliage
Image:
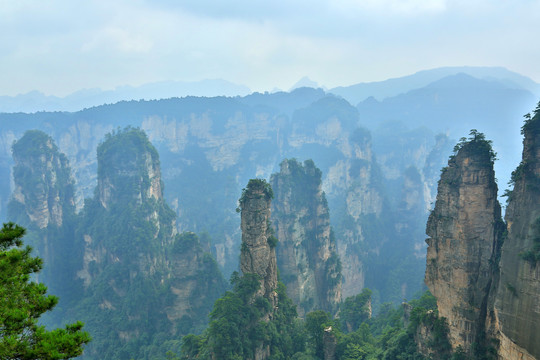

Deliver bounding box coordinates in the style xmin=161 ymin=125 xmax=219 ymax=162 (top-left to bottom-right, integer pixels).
xmin=305 ymin=310 xmax=333 ymax=359
xmin=238 ymin=178 xmax=274 ymax=209
xmin=10 ymin=130 xmax=76 ymax=223
xmin=340 ymin=289 xmax=372 ymax=333
xmin=519 ymin=216 xmax=540 ymax=264
xmin=12 ymin=130 xmax=58 ymax=159
xmin=97 ymin=126 xmax=161 ymax=206
xmin=268 ymin=235 xmax=279 ymax=248
xmin=272 ymin=158 xmax=323 ymax=208
xmin=451 ymin=129 xmax=497 ymax=165
xmin=310 ymin=290 xmax=456 ymax=360
xmin=64 ymin=128 xmax=226 ymax=359
xmin=507 ymin=104 xmax=540 ymax=195
xmin=520 ymin=101 xmax=540 ymax=136
xmin=0 ymin=222 xmax=91 ymax=359
xmin=181 ymin=274 xmax=300 ymax=360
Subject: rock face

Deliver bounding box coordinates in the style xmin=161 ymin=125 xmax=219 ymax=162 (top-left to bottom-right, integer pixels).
xmin=425 ymin=116 xmax=540 ymax=359
xmin=425 ymin=133 xmax=504 ymax=354
xmin=333 ymin=128 xmax=382 ymax=299
xmin=78 ymin=128 xmax=176 ymax=284
xmin=8 ymin=130 xmax=80 ymax=299
xmin=0 ymin=93 xmax=453 ymax=309
xmin=494 ymin=108 xmax=540 ymax=360
xmin=239 ymin=178 xmax=279 ymax=309
xmin=165 ymin=232 xmax=226 ymax=334
xmin=323 ymin=326 xmax=337 ymax=360
xmin=271 ymin=159 xmax=342 ymax=316
xmin=71 ymin=128 xmax=225 ymax=359
xmin=238 ymin=179 xmax=280 ymax=360
xmin=97 ymin=128 xmax=163 ymax=209
xmin=9 ymin=130 xmax=76 ymax=229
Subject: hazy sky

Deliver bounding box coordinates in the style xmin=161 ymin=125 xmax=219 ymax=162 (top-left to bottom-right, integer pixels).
xmin=1 ymin=0 xmax=539 ymax=96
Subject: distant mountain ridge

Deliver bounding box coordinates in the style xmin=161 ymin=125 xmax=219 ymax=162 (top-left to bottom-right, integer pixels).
xmin=329 ymin=66 xmax=540 ymax=104
xmin=2 ymin=66 xmax=538 ymax=115
xmin=0 ymin=79 xmax=251 ymax=113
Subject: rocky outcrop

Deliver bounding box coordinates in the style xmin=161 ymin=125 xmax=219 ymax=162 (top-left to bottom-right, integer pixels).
xmin=72 ymin=128 xmax=225 ymax=359
xmin=494 ymin=107 xmax=540 ymax=360
xmin=239 ymin=178 xmax=278 ymax=309
xmin=8 ymin=130 xmax=79 ymax=298
xmin=238 ymin=179 xmax=280 ymax=360
xmin=425 ymin=132 xmax=504 ymax=354
xmin=323 ymin=326 xmax=337 ymax=360
xmin=97 ymin=128 xmax=163 ymax=209
xmin=9 ymin=130 xmax=76 ymax=229
xmin=78 ymin=128 xmax=176 ymax=284
xmin=333 ymin=128 xmax=383 ymax=299
xmin=165 ymin=232 xmax=226 ymax=334
xmin=271 ymin=158 xmax=342 ymax=316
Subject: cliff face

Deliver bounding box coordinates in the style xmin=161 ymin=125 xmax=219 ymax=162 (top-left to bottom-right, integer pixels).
xmin=73 ymin=128 xmax=225 ymax=359
xmin=9 ymin=130 xmax=76 ymax=229
xmin=425 ymin=133 xmax=504 ymax=354
xmin=238 ymin=179 xmax=279 ymax=360
xmin=271 ymin=159 xmax=342 ymax=316
xmin=0 ymin=93 xmax=458 ymax=309
xmin=97 ymin=128 xmax=163 ymax=209
xmin=333 ymin=128 xmax=382 ymax=299
xmin=494 ymin=108 xmax=540 ymax=360
xmin=165 ymin=232 xmax=226 ymax=334
xmin=239 ymin=178 xmax=278 ymax=309
xmin=77 ymin=128 xmax=175 ymax=286
xmin=8 ymin=130 xmax=80 ymax=299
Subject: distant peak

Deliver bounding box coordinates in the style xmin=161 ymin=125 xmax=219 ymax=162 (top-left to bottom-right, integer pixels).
xmin=425 ymin=73 xmax=510 ymax=90
xmin=290 ymin=76 xmax=320 ymax=91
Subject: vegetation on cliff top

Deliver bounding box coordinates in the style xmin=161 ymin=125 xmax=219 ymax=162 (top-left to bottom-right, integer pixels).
xmin=451 ymin=129 xmax=497 ymax=165
xmin=507 ymin=102 xmax=540 ymax=194
xmin=10 ymin=130 xmax=76 ymax=225
xmin=238 ymin=178 xmax=274 ymax=210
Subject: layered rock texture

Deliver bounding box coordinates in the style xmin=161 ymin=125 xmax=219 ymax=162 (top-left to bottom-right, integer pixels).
xmin=271 ymin=158 xmax=342 ymax=315
xmin=8 ymin=130 xmax=80 ymax=298
xmin=76 ymin=128 xmax=225 ymax=359
xmin=239 ymin=178 xmax=279 ymax=310
xmin=425 ymin=132 xmax=504 ymax=354
xmin=8 ymin=127 xmax=226 ymax=359
xmin=494 ymin=108 xmax=540 ymax=360
xmin=426 ymin=113 xmax=540 ymax=359
xmin=77 ymin=127 xmax=177 ymax=284
xmin=9 ymin=130 xmax=76 ymax=229
xmin=238 ymin=179 xmax=280 ymax=359
xmin=332 ymin=128 xmax=382 ymax=299
xmin=0 ymin=92 xmax=455 ymax=308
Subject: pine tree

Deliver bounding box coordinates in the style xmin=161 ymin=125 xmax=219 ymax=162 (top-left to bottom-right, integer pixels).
xmin=0 ymin=222 xmax=90 ymax=359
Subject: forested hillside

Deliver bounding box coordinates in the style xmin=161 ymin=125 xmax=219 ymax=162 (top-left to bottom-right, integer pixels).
xmin=2 ymin=72 xmax=532 ymax=306
xmin=2 ymin=71 xmax=539 ymax=359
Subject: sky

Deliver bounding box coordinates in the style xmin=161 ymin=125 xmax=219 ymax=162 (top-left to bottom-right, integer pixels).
xmin=1 ymin=0 xmax=540 ymax=96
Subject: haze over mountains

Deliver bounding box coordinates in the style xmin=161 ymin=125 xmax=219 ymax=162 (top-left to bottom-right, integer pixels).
xmin=2 ymin=66 xmax=538 ymax=115
xmin=0 ymin=79 xmax=252 ymax=113
xmin=2 ymin=64 xmax=540 ymax=358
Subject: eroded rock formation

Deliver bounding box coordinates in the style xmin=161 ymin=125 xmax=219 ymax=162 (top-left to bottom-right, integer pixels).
xmin=9 ymin=130 xmax=76 ymax=229
xmin=494 ymin=108 xmax=540 ymax=360
xmin=426 ymin=114 xmax=540 ymax=359
xmin=425 ymin=132 xmax=504 ymax=354
xmin=333 ymin=128 xmax=383 ymax=299
xmin=239 ymin=178 xmax=279 ymax=309
xmin=8 ymin=130 xmax=79 ymax=298
xmin=72 ymin=128 xmax=225 ymax=359
xmin=271 ymin=158 xmax=342 ymax=316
